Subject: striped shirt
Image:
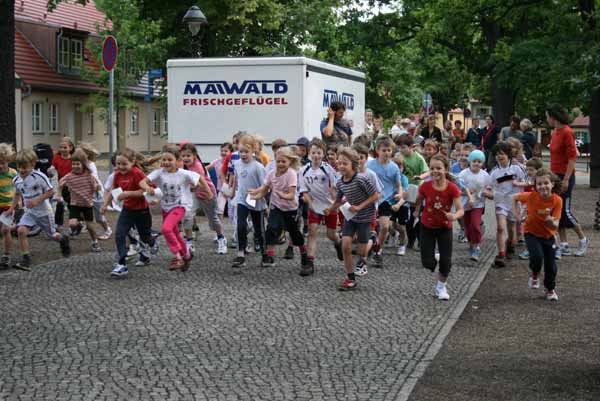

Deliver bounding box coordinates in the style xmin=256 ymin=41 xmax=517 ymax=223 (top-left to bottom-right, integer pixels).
xmin=13 ymin=170 xmax=53 ymax=216
xmin=0 ymin=168 xmax=17 ymax=208
xmin=59 ymin=171 xmax=96 ymax=207
xmin=335 ymin=173 xmax=377 ymax=223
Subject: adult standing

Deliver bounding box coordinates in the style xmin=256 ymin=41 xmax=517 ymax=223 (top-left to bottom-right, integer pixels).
xmin=519 ymin=118 xmax=537 ymax=159
xmin=452 ymin=120 xmax=466 ymax=143
xmin=466 ymin=117 xmax=483 ymax=147
xmin=364 ymin=109 xmax=375 ymax=137
xmin=321 ymin=101 xmax=353 ymax=147
xmin=481 ymin=114 xmax=501 ymax=168
xmin=420 ymin=116 xmax=442 ymax=143
xmin=546 ymin=104 xmax=589 ymax=256
xmin=501 ymin=116 xmax=523 ymax=140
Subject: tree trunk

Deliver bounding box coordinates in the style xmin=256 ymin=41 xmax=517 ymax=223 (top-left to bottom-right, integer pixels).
xmin=490 ymin=77 xmax=515 ymax=129
xmin=590 ymin=88 xmax=600 ymax=188
xmin=0 ymin=0 xmax=16 ymax=145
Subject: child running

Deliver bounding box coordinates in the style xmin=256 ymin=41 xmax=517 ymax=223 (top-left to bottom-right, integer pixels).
xmin=11 ymin=149 xmax=70 ymax=270
xmin=324 ymin=147 xmax=380 ymax=291
xmin=512 ymin=168 xmax=562 ymax=301
xmin=208 ymin=142 xmax=233 ymax=240
xmin=101 ymin=148 xmax=157 ymax=278
xmin=299 ymin=138 xmax=342 ymax=272
xmin=458 ymin=150 xmax=490 ymax=261
xmin=140 ymin=144 xmax=200 ymax=271
xmin=0 ymin=143 xmax=17 ymax=269
xmin=58 ymin=149 xmax=102 ymax=252
xmin=415 ymin=155 xmax=463 ymax=301
xmin=230 ymin=135 xmax=267 ymax=268
xmin=52 ymin=137 xmax=75 ymax=228
xmin=249 ymin=147 xmax=310 ymax=274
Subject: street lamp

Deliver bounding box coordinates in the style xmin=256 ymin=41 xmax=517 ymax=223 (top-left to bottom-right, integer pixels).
xmin=183 ymin=5 xmax=208 ymax=56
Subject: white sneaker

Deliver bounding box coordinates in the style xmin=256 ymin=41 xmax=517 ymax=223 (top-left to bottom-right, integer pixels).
xmin=436 ymin=285 xmax=450 ymax=301
xmin=98 ymin=227 xmax=113 ymax=240
xmin=127 ymin=244 xmax=138 ymax=257
xmin=528 ymin=275 xmax=540 ymax=289
xmin=396 ymin=245 xmax=406 ymax=256
xmin=575 ymin=238 xmax=589 ymax=257
xmin=546 ymin=290 xmax=559 ymax=301
xmin=186 ymin=240 xmax=195 ymax=256
xmin=217 ymin=237 xmax=228 ymax=254
xmin=354 ymin=260 xmax=368 ymax=276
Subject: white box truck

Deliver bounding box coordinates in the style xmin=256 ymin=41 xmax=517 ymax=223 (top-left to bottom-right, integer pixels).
xmin=167 ymin=57 xmax=365 ymax=160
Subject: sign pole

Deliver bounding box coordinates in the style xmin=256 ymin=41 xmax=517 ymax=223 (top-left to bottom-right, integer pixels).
xmin=108 ymin=69 xmax=114 ymax=173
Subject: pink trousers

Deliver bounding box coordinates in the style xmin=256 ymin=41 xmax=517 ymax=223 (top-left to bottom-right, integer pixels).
xmin=162 ymin=207 xmax=187 ymax=257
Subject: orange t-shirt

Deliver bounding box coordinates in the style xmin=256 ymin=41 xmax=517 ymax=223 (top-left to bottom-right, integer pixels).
xmin=514 ymin=191 xmax=562 ymax=239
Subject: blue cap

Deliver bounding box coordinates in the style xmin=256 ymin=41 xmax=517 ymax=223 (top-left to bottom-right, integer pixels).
xmin=296 ymin=137 xmax=310 ymax=147
xmin=467 ymin=149 xmax=485 ymax=163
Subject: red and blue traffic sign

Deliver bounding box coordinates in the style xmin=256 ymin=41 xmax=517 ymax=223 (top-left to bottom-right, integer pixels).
xmin=102 ymin=36 xmax=118 ymax=71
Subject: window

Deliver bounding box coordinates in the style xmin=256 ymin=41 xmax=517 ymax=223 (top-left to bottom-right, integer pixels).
xmin=88 ymin=110 xmax=94 ymax=135
xmin=163 ymin=110 xmax=168 ymax=133
xmin=71 ymin=39 xmax=83 ymax=69
xmin=58 ymin=37 xmax=70 ymax=68
xmin=130 ymin=108 xmax=139 ymax=134
xmin=32 ymin=103 xmax=43 ymax=133
xmin=574 ymin=131 xmax=588 ymax=143
xmin=153 ymin=109 xmax=160 ymax=135
xmin=48 ymin=103 xmax=59 ymax=133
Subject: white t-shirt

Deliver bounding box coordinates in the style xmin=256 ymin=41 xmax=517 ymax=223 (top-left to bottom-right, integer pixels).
xmin=13 ymin=170 xmax=54 ymax=217
xmin=489 ymin=162 xmax=526 ymax=210
xmin=298 ymin=162 xmax=337 ymax=214
xmin=458 ymin=168 xmax=490 ymax=210
xmin=88 ymin=161 xmax=104 ymax=201
xmin=104 ymin=172 xmax=121 ymax=211
xmin=147 ymin=168 xmax=200 ymax=212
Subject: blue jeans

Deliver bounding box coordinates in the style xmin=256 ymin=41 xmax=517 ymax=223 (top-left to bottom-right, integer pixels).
xmin=525 ymin=233 xmax=557 ymax=291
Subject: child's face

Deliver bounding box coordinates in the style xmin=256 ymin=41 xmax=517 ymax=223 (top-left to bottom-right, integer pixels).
xmin=161 ymin=152 xmax=178 ymax=171
xmin=495 ymin=151 xmax=509 ymax=166
xmin=181 ymin=149 xmax=195 ymax=167
xmin=470 ymin=159 xmax=483 ymax=172
xmin=424 ymin=145 xmax=437 ymax=158
xmin=276 ymin=154 xmax=291 ymax=172
xmin=220 ymin=147 xmax=231 ymax=159
xmin=18 ymin=162 xmax=33 ymax=178
xmin=309 ymin=146 xmax=324 ymax=165
xmin=358 ymin=153 xmax=368 ymax=169
xmin=526 ymin=166 xmax=537 ymax=178
xmin=72 ymin=160 xmax=83 ymax=174
xmin=59 ymin=142 xmax=72 ymax=157
xmin=116 ymin=155 xmax=134 ymax=174
xmin=429 ymin=159 xmax=447 ymax=181
xmin=327 ymin=150 xmax=337 ymax=165
xmin=454 ymin=143 xmax=462 ymax=151
xmin=378 ymin=145 xmax=393 ymax=161
xmin=337 ymin=155 xmax=354 ymax=176
xmin=535 ymin=175 xmax=553 ymax=197
xmin=400 ymin=145 xmax=412 ymax=156
xmin=239 ymin=144 xmax=252 ymax=162
xmin=232 ymin=139 xmax=240 ymax=151
xmin=0 ymin=160 xmax=8 ymax=174
xmin=459 ymin=150 xmax=470 ymax=166
xmin=296 ymin=146 xmax=307 ymax=158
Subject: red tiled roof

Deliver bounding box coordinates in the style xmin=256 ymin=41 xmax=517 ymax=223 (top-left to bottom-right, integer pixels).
xmin=15 ymin=0 xmax=110 ymax=33
xmin=15 ymin=28 xmax=99 ymax=92
xmin=572 ymin=114 xmax=589 ymax=127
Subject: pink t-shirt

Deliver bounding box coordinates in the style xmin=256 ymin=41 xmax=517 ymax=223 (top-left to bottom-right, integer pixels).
xmin=185 ymin=159 xmax=216 ymax=200
xmin=266 ymin=168 xmax=298 ymax=211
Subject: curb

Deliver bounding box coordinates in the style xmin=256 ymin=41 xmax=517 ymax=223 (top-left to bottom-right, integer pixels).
xmin=395 ymin=248 xmax=496 ymax=401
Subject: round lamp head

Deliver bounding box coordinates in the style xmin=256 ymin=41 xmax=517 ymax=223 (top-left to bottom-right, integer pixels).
xmin=183 ymin=5 xmax=208 ymax=36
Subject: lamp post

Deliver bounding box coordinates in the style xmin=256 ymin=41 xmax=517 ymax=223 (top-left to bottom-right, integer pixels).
xmin=183 ymin=5 xmax=208 ymax=57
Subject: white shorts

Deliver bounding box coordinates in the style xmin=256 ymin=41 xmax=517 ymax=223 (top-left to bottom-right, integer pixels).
xmin=216 ymin=191 xmax=227 ymax=215
xmin=18 ymin=212 xmax=56 ymax=236
xmin=495 ymin=206 xmax=516 ymax=222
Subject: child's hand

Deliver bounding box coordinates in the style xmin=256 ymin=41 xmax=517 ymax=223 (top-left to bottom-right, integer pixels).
xmin=117 ymin=192 xmax=127 ymax=201
xmin=394 ymin=193 xmax=403 ymax=201
xmin=25 ymin=198 xmax=40 ymax=209
xmin=147 ymin=188 xmax=155 ymax=196
xmin=205 ymin=191 xmax=214 ymax=201
xmin=466 ymin=199 xmax=474 ymax=209
xmin=445 ymin=212 xmax=457 ymax=222
xmin=349 ymin=205 xmax=361 ymax=213
xmin=323 ymin=208 xmax=331 ymax=216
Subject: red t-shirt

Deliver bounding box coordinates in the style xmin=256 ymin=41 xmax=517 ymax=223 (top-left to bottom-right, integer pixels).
xmin=113 ymin=167 xmax=148 ymax=210
xmin=52 ymin=154 xmax=72 ymax=179
xmin=419 ymin=180 xmax=461 ymax=229
xmin=549 ymin=125 xmax=577 ymax=175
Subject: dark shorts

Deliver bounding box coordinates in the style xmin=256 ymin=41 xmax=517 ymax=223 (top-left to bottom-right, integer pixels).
xmin=341 ymin=220 xmax=371 ymax=244
xmin=391 ymin=204 xmax=411 ymax=225
xmin=555 ymin=173 xmax=577 ymax=229
xmin=377 ymin=201 xmax=393 ymax=217
xmin=68 ymin=205 xmax=94 ymax=222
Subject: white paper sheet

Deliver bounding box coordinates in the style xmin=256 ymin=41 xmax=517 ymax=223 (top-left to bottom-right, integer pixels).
xmin=340 ymin=202 xmax=356 ymax=220
xmin=245 ymin=194 xmax=257 ymax=208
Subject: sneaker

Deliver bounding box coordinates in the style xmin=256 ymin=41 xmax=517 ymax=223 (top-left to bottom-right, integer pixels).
xmin=186 ymin=240 xmax=195 ymax=257
xmin=337 ymin=278 xmax=357 ymax=291
xmin=436 ymin=285 xmax=450 ymax=301
xmin=494 ymin=255 xmax=506 ymax=268
xmin=254 ymin=242 xmax=261 ymax=253
xmin=150 ymin=240 xmax=159 ymax=255
xmin=14 ymin=254 xmax=32 ymax=271
xmin=300 ymin=252 xmax=308 ymax=267
xmin=457 ymin=230 xmax=467 ymax=243
xmin=245 ymin=245 xmax=252 ymax=254
xmin=354 ymin=260 xmax=368 ymax=276
xmin=299 ymin=259 xmax=314 ymax=276
xmin=135 ymin=255 xmax=151 ymax=266
xmin=517 ymin=238 xmax=525 ymax=246
xmin=169 ymin=257 xmax=185 ymax=271
xmin=519 ymin=250 xmax=530 ymax=260
xmin=59 ymin=236 xmax=71 ymax=257
xmin=545 ymin=290 xmax=559 ymax=301
xmin=127 ymin=244 xmax=139 ymax=257
xmin=470 ymin=247 xmax=481 ymax=262
xmin=232 ymin=256 xmax=246 ymax=268
xmin=555 ymin=247 xmax=562 ymax=260
xmin=396 ymin=245 xmax=407 ymax=256
xmin=575 ymin=238 xmax=589 ymax=257
xmin=91 ymin=242 xmax=102 ymax=253
xmin=98 ymin=228 xmax=113 ymax=240
xmin=217 ymin=237 xmax=228 ymax=254
xmin=528 ymin=275 xmax=540 ymax=289
xmin=110 ymin=263 xmax=128 ymax=277
xmin=261 ymin=254 xmax=276 ymax=267
xmin=506 ymin=244 xmax=516 ymax=258
xmin=560 ymin=243 xmax=572 ymax=256
xmin=0 ymin=255 xmax=10 ymax=270
xmin=372 ymin=252 xmax=383 ymax=268
xmin=284 ymin=246 xmax=294 ymax=260
xmin=334 ymin=241 xmax=344 ymax=261
xmin=80 ymin=225 xmax=88 ymax=233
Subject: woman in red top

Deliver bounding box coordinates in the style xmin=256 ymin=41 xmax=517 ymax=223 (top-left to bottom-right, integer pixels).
xmin=546 ymin=104 xmax=589 ymax=257
xmin=415 ymin=155 xmax=464 ymax=301
xmin=52 ymin=137 xmax=74 ymax=227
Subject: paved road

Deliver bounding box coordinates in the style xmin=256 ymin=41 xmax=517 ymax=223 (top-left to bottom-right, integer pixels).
xmin=0 ymin=210 xmax=497 ymax=401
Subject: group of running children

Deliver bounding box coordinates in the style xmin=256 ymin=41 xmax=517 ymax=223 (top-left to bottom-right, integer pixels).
xmin=0 ymin=130 xmax=578 ymax=302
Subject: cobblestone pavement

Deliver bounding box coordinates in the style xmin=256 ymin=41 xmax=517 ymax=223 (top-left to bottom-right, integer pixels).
xmin=0 ymin=210 xmax=497 ymax=401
